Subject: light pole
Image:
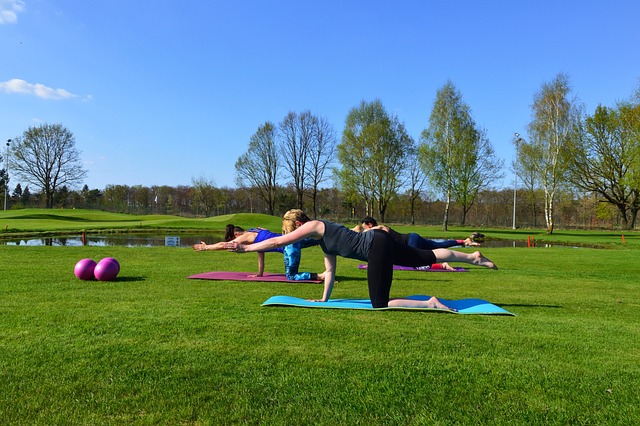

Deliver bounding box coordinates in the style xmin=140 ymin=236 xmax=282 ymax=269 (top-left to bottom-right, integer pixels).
xmin=4 ymin=139 xmax=10 ymax=211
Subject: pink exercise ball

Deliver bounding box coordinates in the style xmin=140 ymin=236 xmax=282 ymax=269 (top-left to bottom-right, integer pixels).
xmin=94 ymin=257 xmax=120 ymax=281
xmin=101 ymin=257 xmax=120 ymax=274
xmin=74 ymin=258 xmax=97 ymax=280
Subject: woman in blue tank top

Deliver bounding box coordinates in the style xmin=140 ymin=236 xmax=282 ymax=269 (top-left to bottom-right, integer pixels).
xmin=226 ymin=210 xmax=497 ymax=310
xmin=193 ymin=225 xmax=322 ymax=281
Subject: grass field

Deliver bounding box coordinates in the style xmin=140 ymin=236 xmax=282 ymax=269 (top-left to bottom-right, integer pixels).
xmin=1 ymin=210 xmax=639 ymax=424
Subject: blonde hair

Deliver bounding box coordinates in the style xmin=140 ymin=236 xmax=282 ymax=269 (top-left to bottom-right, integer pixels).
xmin=282 ymin=209 xmax=311 ymax=234
xmin=352 ymin=224 xmax=364 ymax=233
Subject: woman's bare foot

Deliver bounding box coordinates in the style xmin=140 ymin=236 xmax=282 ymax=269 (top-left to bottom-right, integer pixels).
xmin=472 ymin=251 xmax=498 ymax=269
xmin=427 ymin=296 xmax=457 ymax=312
xmin=441 ymin=262 xmax=455 ymax=271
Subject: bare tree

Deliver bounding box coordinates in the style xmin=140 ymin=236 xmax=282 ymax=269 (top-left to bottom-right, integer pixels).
xmin=235 ymin=122 xmax=280 ymax=215
xmin=306 ymin=115 xmax=337 ymax=218
xmin=279 ymin=111 xmax=314 ymax=209
xmin=11 ymin=123 xmax=87 ymax=208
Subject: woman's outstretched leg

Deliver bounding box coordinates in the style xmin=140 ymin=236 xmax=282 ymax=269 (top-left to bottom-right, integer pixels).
xmin=388 ymin=297 xmax=456 ymax=311
xmin=432 ymin=249 xmax=498 ymax=269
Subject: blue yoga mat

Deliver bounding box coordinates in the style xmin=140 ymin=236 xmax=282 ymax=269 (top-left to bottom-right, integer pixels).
xmin=262 ymin=295 xmax=515 ymax=315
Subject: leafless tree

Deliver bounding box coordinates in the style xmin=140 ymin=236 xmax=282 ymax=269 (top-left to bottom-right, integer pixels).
xmin=306 ymin=115 xmax=337 ymax=218
xmin=235 ymin=122 xmax=280 ymax=215
xmin=11 ymin=123 xmax=87 ymax=208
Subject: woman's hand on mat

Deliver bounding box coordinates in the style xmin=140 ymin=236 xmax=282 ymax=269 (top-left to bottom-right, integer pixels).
xmin=247 ymin=273 xmax=263 ymax=277
xmin=307 ymin=298 xmax=328 ymax=302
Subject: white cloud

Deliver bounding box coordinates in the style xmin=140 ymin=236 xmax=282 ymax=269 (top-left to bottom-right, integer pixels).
xmin=0 ymin=78 xmax=79 ymax=100
xmin=0 ymin=0 xmax=25 ymax=24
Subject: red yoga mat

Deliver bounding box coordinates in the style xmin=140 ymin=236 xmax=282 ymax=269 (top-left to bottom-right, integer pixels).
xmin=358 ymin=264 xmax=468 ymax=272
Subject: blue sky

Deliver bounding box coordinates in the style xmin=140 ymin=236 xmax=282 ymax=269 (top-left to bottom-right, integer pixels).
xmin=1 ymin=0 xmax=639 ymax=191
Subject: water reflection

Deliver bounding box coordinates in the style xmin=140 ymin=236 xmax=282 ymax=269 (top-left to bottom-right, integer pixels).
xmin=0 ymin=235 xmax=570 ymax=248
xmin=1 ymin=233 xmax=225 ymax=247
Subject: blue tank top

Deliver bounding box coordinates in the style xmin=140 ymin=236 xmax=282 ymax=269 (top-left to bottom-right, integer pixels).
xmin=252 ymin=229 xmax=284 ymax=253
xmin=318 ymin=220 xmax=374 ymax=261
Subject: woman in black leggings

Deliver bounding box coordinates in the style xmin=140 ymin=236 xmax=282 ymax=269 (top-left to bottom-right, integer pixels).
xmin=226 ymin=210 xmax=497 ymax=310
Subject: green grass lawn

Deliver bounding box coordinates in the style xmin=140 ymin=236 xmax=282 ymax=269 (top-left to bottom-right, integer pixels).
xmin=1 ymin=210 xmax=639 ymax=424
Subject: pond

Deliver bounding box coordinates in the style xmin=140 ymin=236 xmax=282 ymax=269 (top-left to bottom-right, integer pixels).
xmin=0 ymin=234 xmax=570 ymax=248
xmin=0 ymin=233 xmax=225 ymax=247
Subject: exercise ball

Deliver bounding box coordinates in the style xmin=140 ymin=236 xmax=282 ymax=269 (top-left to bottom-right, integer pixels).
xmin=94 ymin=257 xmax=120 ymax=281
xmin=74 ymin=258 xmax=97 ymax=280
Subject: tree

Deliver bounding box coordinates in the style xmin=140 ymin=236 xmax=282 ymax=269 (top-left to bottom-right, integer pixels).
xmin=568 ymin=102 xmax=640 ymax=229
xmin=420 ymin=81 xmax=502 ymax=229
xmin=336 ymin=100 xmax=411 ymax=222
xmin=514 ymin=134 xmax=540 ymax=227
xmin=11 ymin=183 xmax=22 ymax=201
xmin=20 ymin=185 xmax=31 ymax=205
xmin=80 ymin=185 xmax=102 ymax=209
xmin=306 ymin=115 xmax=337 ymax=219
xmin=1 ymin=151 xmax=8 ymax=207
xmin=10 ymin=123 xmax=87 ymax=208
xmin=452 ymin=127 xmax=504 ymax=225
xmin=420 ymin=81 xmax=469 ymax=230
xmin=54 ymin=185 xmax=70 ymax=208
xmin=279 ymin=111 xmax=314 ymax=210
xmin=404 ymin=144 xmax=428 ymax=225
xmin=235 ymin=122 xmax=280 ymax=215
xmin=524 ymin=73 xmax=582 ymax=233
xmin=191 ymin=176 xmax=218 ymax=217
xmin=11 ymin=183 xmax=24 ymax=207
xmin=102 ymin=184 xmax=131 ymax=213
xmin=131 ymin=185 xmax=153 ymax=214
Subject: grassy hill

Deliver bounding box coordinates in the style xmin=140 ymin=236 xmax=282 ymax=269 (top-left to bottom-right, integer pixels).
xmin=0 ymin=209 xmax=283 ymax=236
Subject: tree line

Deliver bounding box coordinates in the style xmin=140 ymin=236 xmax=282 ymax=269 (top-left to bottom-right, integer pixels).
xmin=2 ymin=74 xmax=639 ymax=231
xmin=0 ymin=180 xmax=625 ymax=230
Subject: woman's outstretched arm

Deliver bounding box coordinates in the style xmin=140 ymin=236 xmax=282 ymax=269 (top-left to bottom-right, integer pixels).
xmin=226 ymin=221 xmax=324 ymax=253
xmin=193 ymin=231 xmax=258 ymax=251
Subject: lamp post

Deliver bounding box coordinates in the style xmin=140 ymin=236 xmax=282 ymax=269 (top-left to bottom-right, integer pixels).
xmin=4 ymin=139 xmax=10 ymax=211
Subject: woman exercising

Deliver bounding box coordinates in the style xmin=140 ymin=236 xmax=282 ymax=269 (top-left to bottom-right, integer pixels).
xmin=193 ymin=225 xmax=322 ymax=281
xmin=359 ymin=216 xmax=481 ymax=249
xmin=225 ymin=210 xmax=497 ymax=311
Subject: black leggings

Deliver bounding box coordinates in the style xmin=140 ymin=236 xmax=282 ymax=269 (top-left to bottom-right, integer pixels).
xmin=367 ymin=230 xmax=437 ymax=308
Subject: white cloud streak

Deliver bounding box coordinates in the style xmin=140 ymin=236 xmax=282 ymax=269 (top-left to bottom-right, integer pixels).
xmin=0 ymin=0 xmax=25 ymax=24
xmin=0 ymin=78 xmax=79 ymax=100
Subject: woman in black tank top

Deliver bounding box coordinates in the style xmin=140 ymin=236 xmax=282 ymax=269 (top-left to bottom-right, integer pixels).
xmin=226 ymin=209 xmax=497 ymax=310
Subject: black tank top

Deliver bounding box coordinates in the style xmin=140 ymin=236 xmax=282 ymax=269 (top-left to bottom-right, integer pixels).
xmin=318 ymin=220 xmax=374 ymax=261
xmin=387 ymin=227 xmax=410 ymax=245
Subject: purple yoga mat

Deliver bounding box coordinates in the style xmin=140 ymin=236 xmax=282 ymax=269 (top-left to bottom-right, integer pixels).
xmin=187 ymin=271 xmax=322 ymax=283
xmin=358 ymin=264 xmax=468 ymax=272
